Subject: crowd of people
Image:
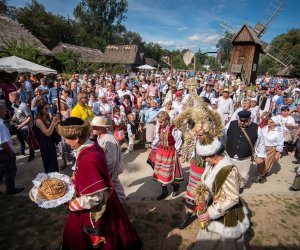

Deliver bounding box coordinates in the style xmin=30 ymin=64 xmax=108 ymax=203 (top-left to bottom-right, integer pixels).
xmin=1 ymin=69 xmax=300 ymax=249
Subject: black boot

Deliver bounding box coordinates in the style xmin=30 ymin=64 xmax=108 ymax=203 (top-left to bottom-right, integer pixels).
xmin=171 ymin=183 xmax=180 ymax=197
xmin=157 ymin=185 xmax=168 ymax=200
xmin=178 ymin=212 xmax=193 ymax=229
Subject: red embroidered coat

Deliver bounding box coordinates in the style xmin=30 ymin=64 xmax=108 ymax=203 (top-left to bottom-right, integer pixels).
xmin=62 ymin=143 xmax=142 ymax=250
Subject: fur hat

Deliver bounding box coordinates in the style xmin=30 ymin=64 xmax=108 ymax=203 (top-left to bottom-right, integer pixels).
xmin=57 ymin=117 xmax=90 ymax=140
xmin=196 ymin=137 xmax=222 ymax=157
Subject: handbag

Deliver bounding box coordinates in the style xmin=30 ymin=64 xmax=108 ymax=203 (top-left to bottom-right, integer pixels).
xmin=26 ymin=125 xmax=40 ymax=150
xmin=9 ymin=124 xmax=18 ymax=135
xmin=114 ymin=130 xmax=125 ymax=141
xmin=283 ymin=130 xmax=293 ymax=143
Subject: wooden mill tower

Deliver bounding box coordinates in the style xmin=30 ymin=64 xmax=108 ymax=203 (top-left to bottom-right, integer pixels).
xmin=229 ymin=24 xmax=263 ymax=84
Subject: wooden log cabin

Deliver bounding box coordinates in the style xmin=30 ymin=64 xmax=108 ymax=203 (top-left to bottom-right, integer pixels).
xmin=230 ymin=24 xmax=264 ymax=84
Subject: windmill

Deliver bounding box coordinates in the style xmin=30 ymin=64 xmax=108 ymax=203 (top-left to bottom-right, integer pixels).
xmin=219 ymin=0 xmax=294 ymax=84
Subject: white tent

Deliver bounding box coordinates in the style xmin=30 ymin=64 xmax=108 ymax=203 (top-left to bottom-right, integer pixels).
xmin=137 ymin=64 xmax=156 ymax=70
xmin=0 ymin=56 xmax=57 ymax=75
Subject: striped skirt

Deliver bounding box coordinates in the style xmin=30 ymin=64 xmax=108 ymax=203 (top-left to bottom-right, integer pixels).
xmin=153 ymin=147 xmax=183 ymax=185
xmin=186 ymin=163 xmax=205 ymax=211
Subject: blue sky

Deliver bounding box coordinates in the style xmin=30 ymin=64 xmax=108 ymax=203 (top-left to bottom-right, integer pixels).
xmin=8 ymin=0 xmax=300 ymax=52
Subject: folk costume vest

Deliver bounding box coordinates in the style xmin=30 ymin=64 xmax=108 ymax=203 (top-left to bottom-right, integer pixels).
xmin=226 ymin=120 xmax=258 ymax=159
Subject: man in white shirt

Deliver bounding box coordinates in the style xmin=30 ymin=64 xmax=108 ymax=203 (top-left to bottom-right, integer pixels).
xmin=230 ymin=98 xmax=256 ymax=123
xmin=90 ymin=116 xmax=126 ymax=203
xmin=0 ymin=104 xmax=24 ymax=195
xmin=234 ymin=83 xmax=246 ymax=109
xmin=217 ymin=89 xmax=234 ymax=125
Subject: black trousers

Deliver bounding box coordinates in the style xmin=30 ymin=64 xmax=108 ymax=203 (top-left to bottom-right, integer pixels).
xmin=16 ymin=129 xmax=34 ymax=157
xmin=40 ymin=137 xmax=59 ymax=173
xmin=295 ymin=137 xmax=300 ymax=160
xmin=0 ymin=150 xmax=17 ymax=192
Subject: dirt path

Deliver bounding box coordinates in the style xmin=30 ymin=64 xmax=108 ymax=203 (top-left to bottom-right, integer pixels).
xmin=0 ymin=145 xmax=299 ymax=249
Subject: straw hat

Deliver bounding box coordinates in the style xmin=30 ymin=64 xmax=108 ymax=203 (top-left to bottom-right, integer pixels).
xmin=90 ymin=116 xmax=112 ymax=127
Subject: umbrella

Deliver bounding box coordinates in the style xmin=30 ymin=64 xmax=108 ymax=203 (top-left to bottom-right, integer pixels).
xmin=0 ymin=56 xmax=57 ymax=75
xmin=137 ymin=64 xmax=156 ymax=70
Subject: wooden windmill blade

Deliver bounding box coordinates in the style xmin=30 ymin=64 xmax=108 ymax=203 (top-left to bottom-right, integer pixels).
xmin=261 ymin=41 xmax=295 ymax=68
xmin=253 ymin=0 xmax=286 ymax=38
xmin=219 ymin=21 xmax=237 ymax=38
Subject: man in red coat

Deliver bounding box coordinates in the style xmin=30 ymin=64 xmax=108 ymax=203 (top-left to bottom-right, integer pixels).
xmin=57 ymin=117 xmax=142 ymax=250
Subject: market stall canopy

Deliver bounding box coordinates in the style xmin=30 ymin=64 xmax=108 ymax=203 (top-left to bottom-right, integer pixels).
xmin=137 ymin=64 xmax=156 ymax=70
xmin=0 ymin=56 xmax=57 ymax=75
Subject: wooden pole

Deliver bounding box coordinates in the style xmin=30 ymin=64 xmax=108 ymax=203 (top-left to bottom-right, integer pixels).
xmin=194 ymin=55 xmax=196 ymax=72
xmin=56 ymin=86 xmax=62 ymax=123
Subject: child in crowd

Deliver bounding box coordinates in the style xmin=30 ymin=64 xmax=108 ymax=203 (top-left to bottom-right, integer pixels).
xmin=88 ymin=94 xmax=97 ymax=109
xmin=144 ymin=99 xmax=159 ymax=147
xmin=127 ymin=112 xmax=137 ymax=153
xmin=113 ymin=107 xmax=126 ymax=145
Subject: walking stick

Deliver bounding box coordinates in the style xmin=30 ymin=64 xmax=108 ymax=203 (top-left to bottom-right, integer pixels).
xmin=56 ymin=87 xmax=62 ymax=123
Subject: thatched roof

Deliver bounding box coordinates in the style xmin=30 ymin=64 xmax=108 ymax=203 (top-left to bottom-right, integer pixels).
xmin=102 ymin=45 xmax=141 ymax=65
xmin=145 ymin=57 xmax=158 ymax=67
xmin=0 ymin=15 xmax=52 ymax=55
xmin=52 ymin=43 xmax=103 ymax=63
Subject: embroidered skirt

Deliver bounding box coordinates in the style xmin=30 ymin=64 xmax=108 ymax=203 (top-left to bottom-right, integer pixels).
xmin=186 ymin=163 xmax=205 ymax=210
xmin=153 ymin=147 xmax=183 ymax=184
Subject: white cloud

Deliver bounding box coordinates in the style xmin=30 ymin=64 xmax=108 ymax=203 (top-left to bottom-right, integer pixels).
xmin=177 ymin=27 xmax=188 ymax=31
xmin=188 ymin=34 xmax=221 ymax=43
xmin=156 ymin=40 xmax=176 ymax=47
xmin=211 ymin=4 xmax=225 ymax=12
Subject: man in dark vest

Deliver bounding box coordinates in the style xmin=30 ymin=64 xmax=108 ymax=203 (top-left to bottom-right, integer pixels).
xmin=226 ymin=111 xmax=266 ymax=188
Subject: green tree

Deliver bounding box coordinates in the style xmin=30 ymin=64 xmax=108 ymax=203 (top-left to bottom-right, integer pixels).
xmin=0 ymin=39 xmax=48 ymax=66
xmin=14 ymin=0 xmax=81 ymax=49
xmin=116 ymin=31 xmax=143 ymax=46
xmin=0 ymin=0 xmax=7 ymax=14
xmin=258 ymin=29 xmax=300 ymax=77
xmin=55 ymin=50 xmax=101 ymax=73
xmin=73 ymin=0 xmax=128 ymax=49
xmin=216 ymin=31 xmax=234 ymax=65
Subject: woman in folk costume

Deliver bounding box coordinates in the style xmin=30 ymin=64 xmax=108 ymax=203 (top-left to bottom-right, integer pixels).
xmin=193 ymin=133 xmax=249 ymax=249
xmin=150 ymin=111 xmax=184 ymax=200
xmin=254 ymin=116 xmax=284 ymax=183
xmin=57 ymin=117 xmax=143 ymax=250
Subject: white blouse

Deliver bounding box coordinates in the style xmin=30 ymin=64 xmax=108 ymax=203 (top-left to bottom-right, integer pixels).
xmin=261 ymin=126 xmax=284 ymax=152
xmin=159 ymin=107 xmax=178 ymax=123
xmin=273 ymin=115 xmax=296 ymax=132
